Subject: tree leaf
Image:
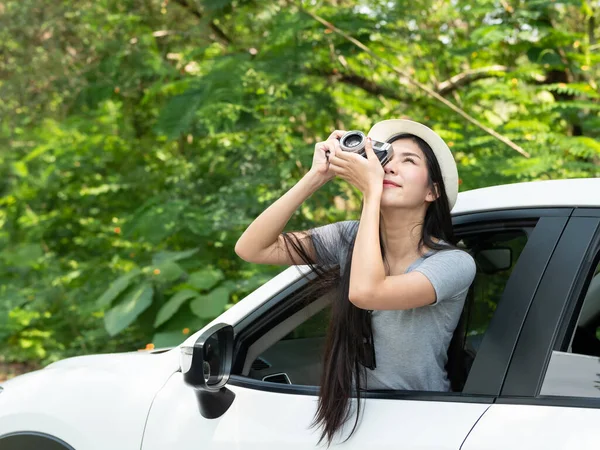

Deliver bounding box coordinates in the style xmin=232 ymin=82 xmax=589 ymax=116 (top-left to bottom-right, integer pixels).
xmin=156 ymin=88 xmax=205 ymax=139
xmin=96 ymin=268 xmax=142 ymax=308
xmin=0 ymin=243 xmax=43 ymax=268
xmin=200 ymin=0 xmax=235 ymax=11
xmin=188 ymin=268 xmax=224 ymax=291
xmin=154 ymin=289 xmax=199 ymax=328
xmin=152 ymin=261 xmax=186 ymax=283
xmin=104 ymin=282 xmax=154 ymax=336
xmin=151 ymin=330 xmax=189 ymax=348
xmin=190 ymin=286 xmax=230 ymax=319
xmin=152 ymin=248 xmax=199 ymax=265
xmin=12 ymin=161 xmax=29 ymax=177
xmin=157 ymin=306 xmax=208 ymax=332
xmin=125 ymin=201 xmax=188 ymax=244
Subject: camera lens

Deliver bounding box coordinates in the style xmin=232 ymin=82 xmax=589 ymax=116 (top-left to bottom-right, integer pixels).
xmin=345 ymin=135 xmax=362 ymax=148
xmin=340 ymin=130 xmax=366 ymax=152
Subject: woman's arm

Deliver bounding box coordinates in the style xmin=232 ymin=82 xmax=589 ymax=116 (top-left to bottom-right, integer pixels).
xmin=348 ymin=190 xmax=438 ymax=310
xmin=349 ymin=250 xmax=475 ymax=310
xmin=347 ymin=190 xmax=391 ymax=302
xmin=235 ymin=130 xmax=346 ymax=266
xmin=328 ymin=137 xmax=439 ymax=309
xmin=234 ymin=170 xmax=327 ymax=265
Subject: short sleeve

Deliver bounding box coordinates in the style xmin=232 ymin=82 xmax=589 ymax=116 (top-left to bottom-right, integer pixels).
xmin=309 ymin=220 xmax=358 ymax=267
xmin=413 ymin=249 xmax=476 ymax=305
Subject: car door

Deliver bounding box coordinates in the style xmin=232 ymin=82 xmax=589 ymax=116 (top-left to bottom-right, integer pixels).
xmin=141 ymin=209 xmax=570 ymax=450
xmin=462 ymin=209 xmax=600 ymax=450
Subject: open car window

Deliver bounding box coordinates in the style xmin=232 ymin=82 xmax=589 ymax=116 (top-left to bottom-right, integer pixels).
xmin=239 ymin=221 xmax=535 ymax=393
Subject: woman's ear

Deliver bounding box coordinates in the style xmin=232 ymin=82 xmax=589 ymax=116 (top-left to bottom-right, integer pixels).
xmin=425 ymin=183 xmax=440 ymax=203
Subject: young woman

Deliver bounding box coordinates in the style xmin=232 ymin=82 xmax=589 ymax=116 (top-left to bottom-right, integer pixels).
xmin=235 ymin=119 xmax=476 ymax=445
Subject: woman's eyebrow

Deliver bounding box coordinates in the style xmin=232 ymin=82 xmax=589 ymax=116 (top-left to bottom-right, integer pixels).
xmin=398 ymin=151 xmax=422 ymax=159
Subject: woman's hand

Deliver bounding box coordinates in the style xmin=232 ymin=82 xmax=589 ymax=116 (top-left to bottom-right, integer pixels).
xmin=309 ymin=130 xmax=346 ymax=182
xmin=328 ymin=137 xmax=384 ymax=198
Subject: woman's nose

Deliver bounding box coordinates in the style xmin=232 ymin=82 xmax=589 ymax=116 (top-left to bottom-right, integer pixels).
xmin=384 ymin=163 xmax=397 ymax=175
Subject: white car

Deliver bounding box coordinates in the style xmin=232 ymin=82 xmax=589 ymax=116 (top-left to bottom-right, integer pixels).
xmin=2 ymin=178 xmax=600 ymax=450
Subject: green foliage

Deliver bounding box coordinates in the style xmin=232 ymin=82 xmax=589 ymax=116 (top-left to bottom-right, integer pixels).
xmin=187 ymin=269 xmax=224 ymax=291
xmin=1 ymin=0 xmax=599 ymax=365
xmin=104 ymin=282 xmax=154 ymax=336
xmin=154 ymin=289 xmax=198 ymax=328
xmin=96 ymin=269 xmax=143 ymax=308
xmin=190 ymin=287 xmax=231 ymax=320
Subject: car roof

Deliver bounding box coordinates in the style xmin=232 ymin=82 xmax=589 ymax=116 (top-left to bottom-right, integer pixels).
xmin=452 ymin=178 xmax=600 ymax=216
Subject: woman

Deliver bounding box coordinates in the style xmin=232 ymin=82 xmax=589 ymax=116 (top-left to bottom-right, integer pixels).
xmin=235 ymin=119 xmax=476 ymax=445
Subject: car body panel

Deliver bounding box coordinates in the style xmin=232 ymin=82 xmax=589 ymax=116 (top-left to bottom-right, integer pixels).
xmin=142 ymin=372 xmax=491 ymax=450
xmin=452 ymin=178 xmax=600 ymax=216
xmin=0 ymin=350 xmax=179 ymax=450
xmin=461 ymin=404 xmax=600 ymax=450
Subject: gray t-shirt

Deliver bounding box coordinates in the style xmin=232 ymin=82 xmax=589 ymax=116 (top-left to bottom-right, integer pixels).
xmin=310 ymin=220 xmax=476 ymax=392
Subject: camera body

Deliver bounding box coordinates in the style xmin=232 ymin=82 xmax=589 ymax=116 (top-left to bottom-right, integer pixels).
xmin=338 ymin=130 xmax=392 ymax=166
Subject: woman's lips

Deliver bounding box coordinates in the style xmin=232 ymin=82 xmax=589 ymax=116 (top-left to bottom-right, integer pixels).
xmin=383 ymin=180 xmax=401 ymax=188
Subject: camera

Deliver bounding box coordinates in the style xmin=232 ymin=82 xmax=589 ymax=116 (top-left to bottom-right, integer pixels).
xmin=338 ymin=130 xmax=392 ymax=166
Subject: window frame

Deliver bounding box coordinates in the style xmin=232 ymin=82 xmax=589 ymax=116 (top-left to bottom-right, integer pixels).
xmin=229 ymin=208 xmax=572 ymax=403
xmin=499 ymin=208 xmax=600 ymax=408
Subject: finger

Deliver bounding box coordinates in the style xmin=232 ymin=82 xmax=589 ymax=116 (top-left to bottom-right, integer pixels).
xmin=331 ymin=137 xmax=342 ymax=154
xmin=318 ymin=141 xmax=333 ymax=152
xmin=337 ymin=151 xmax=365 ymax=165
xmin=329 ymin=153 xmax=352 ymax=168
xmin=325 ymin=138 xmax=340 ymax=159
xmin=364 ymin=137 xmax=376 ymax=160
xmin=329 ymin=165 xmax=345 ymax=176
xmin=332 ymin=149 xmax=353 ymax=161
xmin=327 ymin=129 xmax=348 ymax=140
xmin=328 ymin=157 xmax=343 ymax=170
xmin=317 ymin=141 xmax=333 ymax=160
xmin=328 ymin=161 xmax=348 ymax=174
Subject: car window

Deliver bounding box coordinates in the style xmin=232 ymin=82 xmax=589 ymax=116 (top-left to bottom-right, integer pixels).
xmin=448 ymin=227 xmax=531 ymax=390
xmin=541 ymin=257 xmax=600 ymax=399
xmin=282 ymin=306 xmax=330 ymax=341
xmin=247 ymin=224 xmax=533 ymax=390
xmin=460 ymin=229 xmax=530 ymax=354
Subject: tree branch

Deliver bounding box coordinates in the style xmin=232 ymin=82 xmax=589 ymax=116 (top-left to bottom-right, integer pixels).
xmin=303 ymin=8 xmax=530 ymax=158
xmin=589 ymin=9 xmax=596 ymax=45
xmin=436 ymin=65 xmax=508 ymax=95
xmin=308 ymin=69 xmax=407 ymax=102
xmin=172 ymin=0 xmax=232 ymax=46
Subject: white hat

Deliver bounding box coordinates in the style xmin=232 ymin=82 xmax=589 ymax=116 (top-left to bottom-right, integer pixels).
xmin=367 ymin=119 xmax=459 ymax=211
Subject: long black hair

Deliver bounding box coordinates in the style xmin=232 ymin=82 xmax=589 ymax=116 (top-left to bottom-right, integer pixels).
xmin=282 ymin=134 xmax=457 ymax=446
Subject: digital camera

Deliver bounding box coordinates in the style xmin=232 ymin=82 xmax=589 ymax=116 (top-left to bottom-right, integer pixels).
xmin=338 ymin=130 xmax=392 ymax=166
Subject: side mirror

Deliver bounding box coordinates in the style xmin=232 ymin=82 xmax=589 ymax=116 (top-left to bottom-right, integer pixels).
xmin=475 ymin=247 xmax=512 ymax=274
xmin=180 ymin=323 xmax=235 ymax=418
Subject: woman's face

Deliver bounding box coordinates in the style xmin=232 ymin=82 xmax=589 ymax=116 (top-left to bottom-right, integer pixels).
xmin=380 ymin=138 xmax=438 ymax=210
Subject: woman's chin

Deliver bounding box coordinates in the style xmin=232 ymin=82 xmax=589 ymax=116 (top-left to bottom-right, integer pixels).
xmin=380 ymin=196 xmax=406 ymax=209
xmin=380 ymin=193 xmax=421 ymax=210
